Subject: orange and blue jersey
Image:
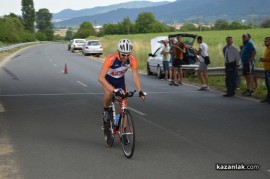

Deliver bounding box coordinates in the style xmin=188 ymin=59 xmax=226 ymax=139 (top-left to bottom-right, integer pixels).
xmin=102 ymin=53 xmax=138 ymax=90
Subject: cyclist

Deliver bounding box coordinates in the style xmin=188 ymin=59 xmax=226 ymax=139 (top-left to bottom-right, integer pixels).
xmin=98 ymin=39 xmax=146 ymax=141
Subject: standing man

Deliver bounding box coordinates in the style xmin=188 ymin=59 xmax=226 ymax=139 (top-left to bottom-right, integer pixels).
xmin=171 ymin=35 xmax=186 ymax=86
xmin=259 ymin=37 xmax=270 ymax=103
xmin=196 ymin=36 xmax=209 ymax=90
xmin=241 ymin=33 xmax=256 ymax=96
xmin=161 ymin=39 xmax=171 ymax=80
xmin=223 ymin=36 xmax=241 ymax=97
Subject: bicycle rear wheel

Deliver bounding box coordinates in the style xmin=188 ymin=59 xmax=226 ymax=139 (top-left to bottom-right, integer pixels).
xmin=119 ymin=110 xmax=135 ymax=158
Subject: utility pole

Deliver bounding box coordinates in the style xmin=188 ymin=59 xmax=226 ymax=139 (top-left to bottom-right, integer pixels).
xmin=250 ymin=6 xmax=254 ymax=29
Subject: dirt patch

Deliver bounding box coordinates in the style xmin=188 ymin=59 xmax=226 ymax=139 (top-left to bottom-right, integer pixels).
xmin=0 ymin=136 xmax=22 ymax=179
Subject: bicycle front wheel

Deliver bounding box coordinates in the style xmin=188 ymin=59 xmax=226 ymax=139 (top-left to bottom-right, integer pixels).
xmin=104 ymin=107 xmax=114 ymax=147
xmin=119 ymin=109 xmax=135 ymax=159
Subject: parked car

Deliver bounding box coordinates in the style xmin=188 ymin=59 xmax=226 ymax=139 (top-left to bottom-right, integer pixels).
xmin=82 ymin=40 xmax=103 ymax=57
xmin=71 ymin=39 xmax=86 ymax=52
xmin=67 ymin=40 xmax=73 ymax=51
xmin=147 ymin=33 xmax=198 ymax=79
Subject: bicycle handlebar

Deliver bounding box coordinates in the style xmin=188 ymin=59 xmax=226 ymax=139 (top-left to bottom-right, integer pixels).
xmin=121 ymin=90 xmax=136 ymax=99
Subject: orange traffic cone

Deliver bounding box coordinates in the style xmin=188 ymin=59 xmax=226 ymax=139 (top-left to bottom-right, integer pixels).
xmin=64 ymin=63 xmax=68 ymax=74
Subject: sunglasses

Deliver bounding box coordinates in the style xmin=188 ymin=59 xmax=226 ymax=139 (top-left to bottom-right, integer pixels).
xmin=120 ymin=53 xmax=131 ymax=57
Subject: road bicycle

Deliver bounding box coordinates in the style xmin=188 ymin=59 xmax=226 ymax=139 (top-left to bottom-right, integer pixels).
xmin=103 ymin=90 xmax=136 ymax=159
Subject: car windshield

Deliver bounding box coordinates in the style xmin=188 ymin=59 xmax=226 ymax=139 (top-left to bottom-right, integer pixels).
xmin=88 ymin=41 xmax=100 ymax=46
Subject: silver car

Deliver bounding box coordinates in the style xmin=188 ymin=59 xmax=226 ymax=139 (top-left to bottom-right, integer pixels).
xmin=71 ymin=39 xmax=86 ymax=52
xmin=82 ymin=40 xmax=103 ymax=57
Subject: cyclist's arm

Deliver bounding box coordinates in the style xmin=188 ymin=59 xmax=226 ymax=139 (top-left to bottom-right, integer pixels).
xmin=98 ymin=68 xmax=114 ymax=92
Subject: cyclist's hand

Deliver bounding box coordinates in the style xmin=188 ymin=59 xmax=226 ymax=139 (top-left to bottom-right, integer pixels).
xmin=113 ymin=88 xmax=125 ymax=98
xmin=139 ymin=91 xmax=147 ymax=100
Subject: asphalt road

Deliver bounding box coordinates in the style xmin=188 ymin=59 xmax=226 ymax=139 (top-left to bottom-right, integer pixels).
xmin=0 ymin=43 xmax=269 ymax=179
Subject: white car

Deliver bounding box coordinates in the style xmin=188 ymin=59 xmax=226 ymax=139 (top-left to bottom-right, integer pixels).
xmin=71 ymin=39 xmax=86 ymax=52
xmin=147 ymin=33 xmax=198 ymax=79
xmin=82 ymin=40 xmax=103 ymax=57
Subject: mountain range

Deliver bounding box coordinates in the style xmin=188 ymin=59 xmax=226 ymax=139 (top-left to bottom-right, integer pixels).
xmin=53 ymin=0 xmax=270 ymax=27
xmin=52 ymin=1 xmax=170 ymax=23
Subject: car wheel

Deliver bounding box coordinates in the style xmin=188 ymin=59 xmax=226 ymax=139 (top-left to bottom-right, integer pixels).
xmin=157 ymin=66 xmax=163 ymax=79
xmin=147 ymin=63 xmax=153 ymax=75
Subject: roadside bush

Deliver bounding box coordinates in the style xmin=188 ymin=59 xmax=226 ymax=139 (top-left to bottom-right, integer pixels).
xmin=35 ymin=32 xmax=47 ymax=41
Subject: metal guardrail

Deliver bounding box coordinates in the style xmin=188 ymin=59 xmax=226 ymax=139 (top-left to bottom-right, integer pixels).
xmin=182 ymin=65 xmax=265 ymax=79
xmin=0 ymin=42 xmax=39 ymax=52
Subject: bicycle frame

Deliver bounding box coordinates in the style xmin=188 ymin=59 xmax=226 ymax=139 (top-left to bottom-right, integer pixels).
xmin=110 ymin=96 xmax=128 ymax=135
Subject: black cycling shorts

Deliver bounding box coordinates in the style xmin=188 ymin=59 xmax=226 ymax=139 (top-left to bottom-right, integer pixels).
xmin=173 ymin=59 xmax=183 ymax=67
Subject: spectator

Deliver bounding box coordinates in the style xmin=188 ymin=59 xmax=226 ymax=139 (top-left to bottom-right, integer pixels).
xmin=195 ymin=36 xmax=210 ymax=90
xmin=240 ymin=33 xmax=256 ymax=96
xmin=169 ymin=38 xmax=176 ymax=82
xmin=161 ymin=39 xmax=171 ymax=81
xmin=259 ymin=36 xmax=270 ymax=103
xmin=222 ymin=36 xmax=241 ymax=97
xmin=170 ymin=35 xmax=186 ymax=86
xmin=247 ymin=34 xmax=258 ymax=91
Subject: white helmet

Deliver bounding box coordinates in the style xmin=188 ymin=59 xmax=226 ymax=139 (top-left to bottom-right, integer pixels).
xmin=117 ymin=39 xmax=133 ymax=53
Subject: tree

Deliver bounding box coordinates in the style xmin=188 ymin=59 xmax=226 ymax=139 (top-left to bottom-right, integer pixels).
xmin=180 ymin=23 xmax=197 ymax=32
xmin=102 ymin=24 xmax=120 ymax=35
xmin=214 ymin=19 xmax=230 ymax=30
xmin=73 ymin=21 xmax=95 ymax=38
xmin=230 ymin=21 xmax=248 ymax=30
xmin=135 ymin=12 xmax=170 ymax=33
xmin=261 ymin=18 xmax=270 ymax=28
xmin=65 ymin=27 xmax=73 ymax=40
xmin=118 ymin=17 xmax=134 ymax=34
xmin=21 ymin=0 xmax=35 ymax=32
xmin=135 ymin=12 xmax=156 ymax=33
xmin=36 ymin=8 xmax=53 ymax=32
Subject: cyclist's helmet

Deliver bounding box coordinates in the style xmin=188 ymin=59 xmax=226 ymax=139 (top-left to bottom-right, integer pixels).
xmin=117 ymin=39 xmax=133 ymax=53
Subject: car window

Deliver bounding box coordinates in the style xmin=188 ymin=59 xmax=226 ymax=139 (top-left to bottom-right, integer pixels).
xmin=88 ymin=41 xmax=101 ymax=46
xmin=170 ymin=37 xmax=194 ymax=46
xmin=75 ymin=40 xmax=85 ymax=43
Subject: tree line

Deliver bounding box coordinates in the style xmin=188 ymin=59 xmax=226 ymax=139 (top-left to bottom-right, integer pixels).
xmin=65 ymin=12 xmax=270 ymax=40
xmin=64 ymin=12 xmax=175 ymax=40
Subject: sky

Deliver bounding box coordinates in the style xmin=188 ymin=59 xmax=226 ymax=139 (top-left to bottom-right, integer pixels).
xmin=1 ymin=0 xmax=175 ymax=16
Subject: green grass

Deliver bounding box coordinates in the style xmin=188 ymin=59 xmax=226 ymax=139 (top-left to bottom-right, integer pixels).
xmin=87 ymin=28 xmax=270 ymax=99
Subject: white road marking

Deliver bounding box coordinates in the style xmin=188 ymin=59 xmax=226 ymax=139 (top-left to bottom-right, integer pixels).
xmin=128 ymin=106 xmax=146 ymax=116
xmin=76 ymin=81 xmax=87 ymax=87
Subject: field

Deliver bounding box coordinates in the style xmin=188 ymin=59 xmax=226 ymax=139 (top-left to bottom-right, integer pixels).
xmin=90 ymin=28 xmax=270 ymax=99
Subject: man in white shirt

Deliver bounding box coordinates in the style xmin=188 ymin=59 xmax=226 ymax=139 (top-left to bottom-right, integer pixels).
xmin=161 ymin=39 xmax=171 ymax=80
xmin=223 ymin=36 xmax=241 ymax=97
xmin=196 ymin=36 xmax=209 ymax=90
